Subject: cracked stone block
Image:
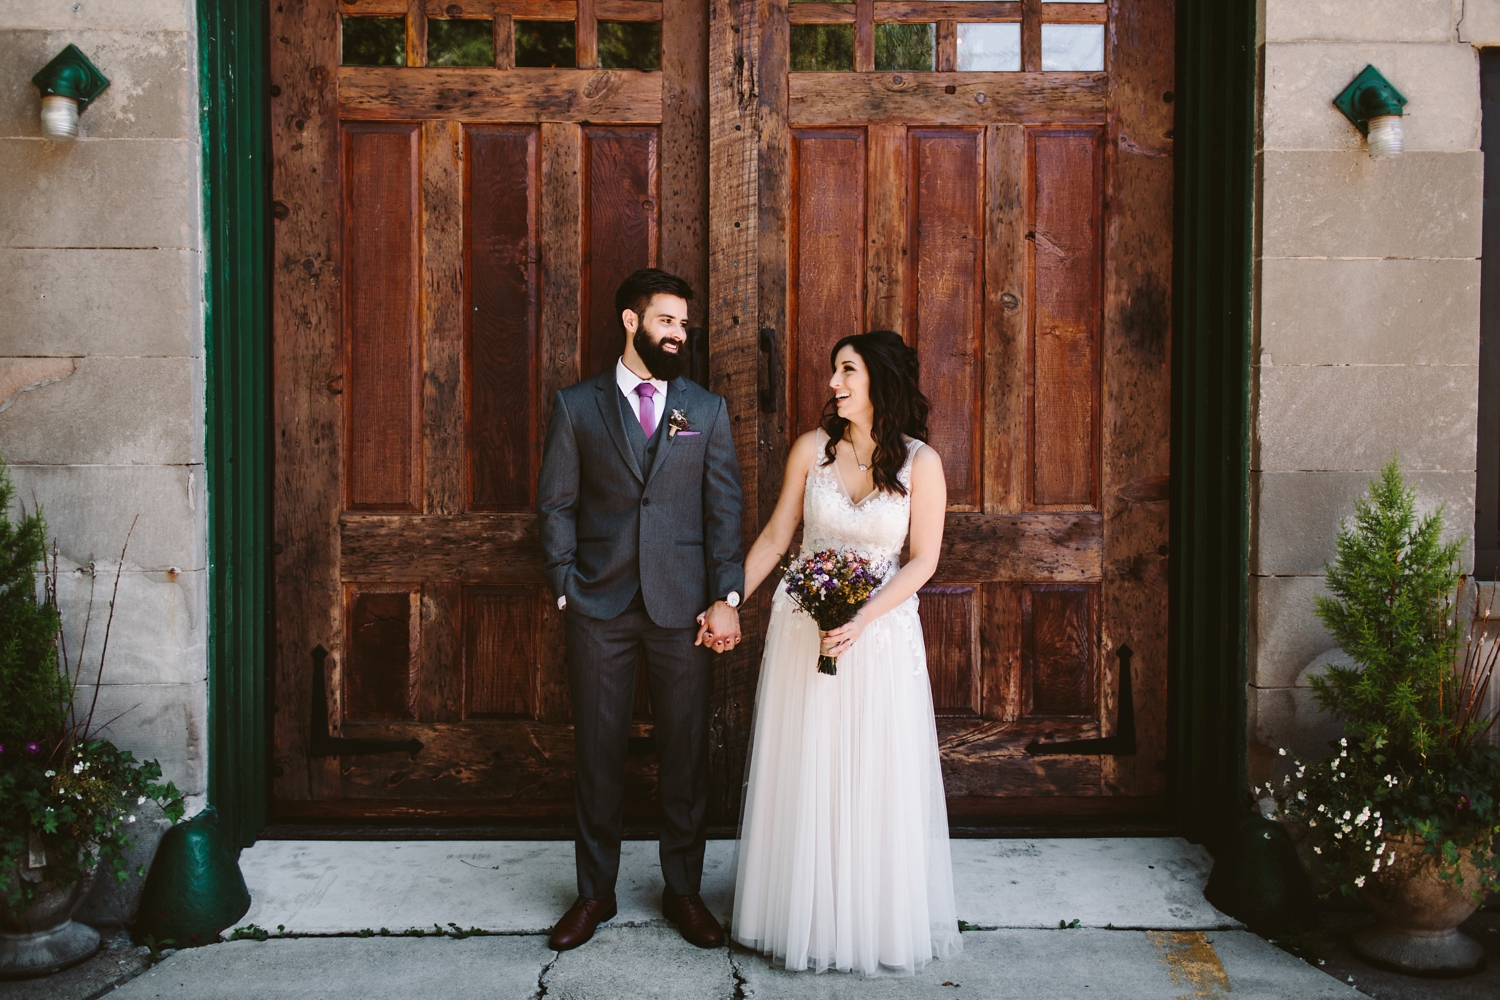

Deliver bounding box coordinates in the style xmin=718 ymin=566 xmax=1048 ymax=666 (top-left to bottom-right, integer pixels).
xmin=0 ymin=2 xmax=193 ymax=31
xmin=1266 ymin=0 xmax=1454 ymax=43
xmin=543 ymin=926 xmax=736 ymax=1000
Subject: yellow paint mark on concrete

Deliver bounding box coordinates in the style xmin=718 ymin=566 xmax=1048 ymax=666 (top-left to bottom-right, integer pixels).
xmin=1147 ymin=930 xmax=1232 ymax=1000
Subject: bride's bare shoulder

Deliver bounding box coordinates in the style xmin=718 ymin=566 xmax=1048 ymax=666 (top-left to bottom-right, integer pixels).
xmin=909 ymin=439 xmax=944 ymax=475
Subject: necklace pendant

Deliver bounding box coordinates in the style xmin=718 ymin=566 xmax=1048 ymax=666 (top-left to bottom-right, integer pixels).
xmin=858 ymin=463 xmax=869 ymax=472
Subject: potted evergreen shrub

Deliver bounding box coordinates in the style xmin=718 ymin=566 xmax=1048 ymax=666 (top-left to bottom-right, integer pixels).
xmin=1266 ymin=460 xmax=1500 ymax=975
xmin=0 ymin=464 xmax=184 ymax=979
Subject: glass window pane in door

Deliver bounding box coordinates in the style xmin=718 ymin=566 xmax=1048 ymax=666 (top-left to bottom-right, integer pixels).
xmin=599 ymin=21 xmax=662 ymax=71
xmin=791 ymin=24 xmax=854 ymax=71
xmin=1041 ymin=23 xmax=1104 ymax=71
xmin=342 ymin=17 xmax=406 ymax=66
xmin=515 ymin=20 xmax=576 ymax=68
xmin=875 ymin=22 xmax=935 ymax=72
xmin=428 ymin=19 xmax=495 ymax=67
xmin=956 ymin=22 xmax=1020 ymax=72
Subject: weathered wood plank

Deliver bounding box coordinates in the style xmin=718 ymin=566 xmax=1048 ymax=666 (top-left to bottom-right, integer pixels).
xmin=583 ymin=126 xmax=659 ymax=379
xmin=758 ymin=0 xmax=791 ymax=531
xmin=935 ymin=20 xmax=956 ymax=72
xmin=864 ymin=123 xmax=906 ymax=335
xmin=406 ymin=0 xmax=428 ymax=67
xmin=659 ymin=0 xmax=709 ymax=320
xmin=1097 ymin=0 xmax=1173 ymax=798
xmin=596 ymin=0 xmax=663 ymax=19
xmin=789 ymin=71 xmax=1106 ymax=125
xmin=854 ymin=0 xmax=874 ymax=72
xmin=576 ymin=0 xmax=598 ymax=68
xmin=980 ymin=581 xmax=1022 ymax=722
xmin=271 ymin=0 xmax=349 ymax=802
xmin=338 ymin=66 xmax=663 ymax=123
xmin=494 ymin=13 xmax=515 ymax=69
xmin=421 ymin=121 xmax=465 ymax=516
xmin=984 ymin=124 xmax=1026 ymax=514
xmin=341 ymin=513 xmax=545 ymax=580
xmin=933 ymin=512 xmax=1102 ymax=584
xmin=709 ymin=0 xmax=762 ymax=825
xmin=539 ymin=122 xmax=583 ymax=421
xmin=1021 ymin=0 xmax=1041 ymax=73
xmin=786 ymin=3 xmax=856 ymax=24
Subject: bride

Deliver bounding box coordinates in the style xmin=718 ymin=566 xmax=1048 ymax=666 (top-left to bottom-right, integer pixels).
xmin=727 ymin=330 xmax=961 ymax=974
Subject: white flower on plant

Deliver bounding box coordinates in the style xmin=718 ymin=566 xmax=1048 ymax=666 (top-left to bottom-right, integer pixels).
xmin=1296 ymin=791 xmax=1306 ymax=801
xmin=44 ymin=770 xmax=56 ymax=778
xmin=1342 ymin=811 xmax=1351 ymax=821
xmin=126 ymin=815 xmax=136 ymax=823
xmin=1313 ymin=846 xmax=1322 ymax=855
xmin=1308 ymin=819 xmax=1317 ymax=827
xmin=1354 ymin=876 xmax=1365 ymax=888
xmin=1340 ymin=738 xmax=1348 ymax=747
xmin=137 ymin=796 xmax=146 ymax=805
xmin=1317 ymin=804 xmax=1325 ymax=813
xmin=1372 ymin=860 xmax=1381 ymax=872
xmin=1278 ymin=748 xmax=1287 ymax=756
xmin=1339 ymin=772 xmax=1346 ymax=779
xmin=1334 ymin=831 xmax=1343 ymax=839
xmin=1388 ymin=852 xmax=1396 ymax=864
xmin=73 ymin=762 xmax=84 ymax=774
xmin=1377 ymin=842 xmax=1385 ymax=854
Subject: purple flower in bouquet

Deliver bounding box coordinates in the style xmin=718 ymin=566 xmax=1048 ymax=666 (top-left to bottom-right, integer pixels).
xmin=781 ymin=548 xmax=887 ymax=675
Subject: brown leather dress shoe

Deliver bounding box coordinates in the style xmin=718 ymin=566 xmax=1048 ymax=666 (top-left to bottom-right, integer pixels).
xmin=662 ymin=891 xmax=726 ymax=948
xmin=548 ymin=895 xmax=618 ymax=951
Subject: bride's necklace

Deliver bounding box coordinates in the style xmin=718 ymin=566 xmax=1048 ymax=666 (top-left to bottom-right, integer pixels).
xmin=847 ymin=440 xmax=874 ymax=472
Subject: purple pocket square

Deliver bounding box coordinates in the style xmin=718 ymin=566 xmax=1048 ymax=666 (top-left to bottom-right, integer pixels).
xmin=675 ymin=430 xmax=702 ymax=436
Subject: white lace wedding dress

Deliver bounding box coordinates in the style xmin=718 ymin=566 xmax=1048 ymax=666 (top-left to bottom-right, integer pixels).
xmin=732 ymin=430 xmax=962 ymax=975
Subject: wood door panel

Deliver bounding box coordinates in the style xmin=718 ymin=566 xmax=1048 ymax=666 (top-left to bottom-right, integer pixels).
xmin=789 ymin=72 xmax=1106 ymax=126
xmin=790 ymin=128 xmax=866 ymax=437
xmin=466 ymin=125 xmax=540 ymax=512
xmin=1021 ymin=584 xmax=1096 ymax=718
xmin=908 ymin=128 xmax=983 ymax=510
xmin=344 ymin=123 xmax=422 ymax=513
xmin=464 ymin=586 xmax=540 ymax=720
xmin=339 ymin=66 xmax=663 ymax=123
xmin=919 ymin=586 xmax=980 ymax=717
xmin=344 ymin=586 xmax=420 ymax=721
xmin=1029 ymin=128 xmax=1102 ymax=508
xmin=583 ymin=126 xmax=659 ymax=378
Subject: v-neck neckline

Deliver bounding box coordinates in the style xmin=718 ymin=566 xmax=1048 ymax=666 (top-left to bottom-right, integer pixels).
xmin=829 ymin=442 xmax=877 ymax=507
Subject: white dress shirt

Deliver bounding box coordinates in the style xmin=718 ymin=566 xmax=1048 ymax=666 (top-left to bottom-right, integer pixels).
xmin=558 ymin=358 xmax=670 ymax=610
xmin=615 ymin=356 xmax=668 ymax=432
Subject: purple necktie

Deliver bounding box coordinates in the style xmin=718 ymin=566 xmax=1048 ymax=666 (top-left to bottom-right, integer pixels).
xmin=634 ymin=382 xmax=657 ymax=438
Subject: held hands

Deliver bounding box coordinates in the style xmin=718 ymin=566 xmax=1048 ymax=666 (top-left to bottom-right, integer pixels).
xmin=820 ymin=613 xmax=868 ymax=659
xmin=695 ymin=600 xmax=742 ymax=654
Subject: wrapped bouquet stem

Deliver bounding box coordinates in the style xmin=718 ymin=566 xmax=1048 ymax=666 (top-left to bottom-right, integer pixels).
xmin=781 ymin=548 xmax=887 ymax=674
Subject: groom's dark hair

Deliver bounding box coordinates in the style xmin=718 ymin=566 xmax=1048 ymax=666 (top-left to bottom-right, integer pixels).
xmin=615 ymin=268 xmax=694 ymax=330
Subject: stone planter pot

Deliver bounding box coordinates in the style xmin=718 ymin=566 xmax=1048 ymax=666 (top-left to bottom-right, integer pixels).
xmin=1351 ymin=833 xmax=1486 ymax=976
xmin=0 ymin=840 xmax=100 ymax=980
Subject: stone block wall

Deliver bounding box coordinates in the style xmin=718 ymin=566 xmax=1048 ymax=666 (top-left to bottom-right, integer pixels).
xmin=1251 ymin=0 xmax=1488 ymax=780
xmin=0 ymin=0 xmax=206 ymax=835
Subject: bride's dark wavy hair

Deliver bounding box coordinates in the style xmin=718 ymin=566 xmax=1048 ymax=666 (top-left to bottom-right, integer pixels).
xmin=819 ymin=330 xmax=930 ymax=496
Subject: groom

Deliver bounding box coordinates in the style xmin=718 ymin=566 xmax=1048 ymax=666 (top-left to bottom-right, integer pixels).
xmin=537 ymin=268 xmax=745 ymax=951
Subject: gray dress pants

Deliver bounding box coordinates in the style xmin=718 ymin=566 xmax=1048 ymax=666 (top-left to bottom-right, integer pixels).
xmin=565 ymin=592 xmax=712 ymax=900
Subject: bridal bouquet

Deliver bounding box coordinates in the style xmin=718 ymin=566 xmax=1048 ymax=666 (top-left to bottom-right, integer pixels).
xmin=782 ymin=548 xmax=887 ymax=675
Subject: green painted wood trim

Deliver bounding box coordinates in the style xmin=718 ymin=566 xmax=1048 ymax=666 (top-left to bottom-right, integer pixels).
xmin=1169 ymin=0 xmax=1256 ymax=848
xmin=200 ymin=0 xmax=271 ymax=850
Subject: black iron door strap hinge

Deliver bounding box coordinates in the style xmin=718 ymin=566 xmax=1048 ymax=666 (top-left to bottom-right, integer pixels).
xmin=310 ymin=645 xmax=423 ymax=757
xmin=1026 ymin=645 xmax=1137 ymax=756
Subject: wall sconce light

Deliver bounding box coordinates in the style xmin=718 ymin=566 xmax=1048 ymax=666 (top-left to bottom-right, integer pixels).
xmin=1334 ymin=65 xmax=1407 ymax=158
xmin=30 ymin=44 xmax=110 ymax=141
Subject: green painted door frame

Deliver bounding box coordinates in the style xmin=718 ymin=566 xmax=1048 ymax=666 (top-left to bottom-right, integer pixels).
xmin=198 ymin=0 xmax=1255 ymax=849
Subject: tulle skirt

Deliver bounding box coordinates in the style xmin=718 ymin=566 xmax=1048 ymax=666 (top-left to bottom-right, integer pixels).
xmin=732 ymin=588 xmax=962 ymax=975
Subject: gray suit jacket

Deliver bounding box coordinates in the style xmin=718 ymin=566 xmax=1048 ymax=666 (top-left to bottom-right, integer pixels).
xmin=537 ymin=370 xmax=745 ymax=629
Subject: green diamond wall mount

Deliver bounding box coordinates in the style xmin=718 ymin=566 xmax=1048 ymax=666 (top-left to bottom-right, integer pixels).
xmin=1334 ymin=65 xmax=1407 ymax=157
xmin=31 ymin=44 xmax=110 ymax=141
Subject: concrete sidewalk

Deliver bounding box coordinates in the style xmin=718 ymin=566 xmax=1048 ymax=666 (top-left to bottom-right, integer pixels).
xmin=13 ymin=838 xmax=1376 ymax=999
xmin=105 ymin=927 xmax=1359 ymax=1000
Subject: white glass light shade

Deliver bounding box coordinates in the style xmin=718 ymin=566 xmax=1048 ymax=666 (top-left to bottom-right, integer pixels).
xmin=39 ymin=94 xmax=79 ymax=140
xmin=1366 ymin=115 xmax=1403 ymax=158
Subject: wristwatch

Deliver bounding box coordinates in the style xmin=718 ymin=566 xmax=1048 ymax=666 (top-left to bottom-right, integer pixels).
xmin=724 ymin=591 xmax=741 ymax=608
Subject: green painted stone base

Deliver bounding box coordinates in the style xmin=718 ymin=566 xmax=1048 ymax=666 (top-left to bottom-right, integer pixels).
xmin=133 ymin=809 xmax=251 ymax=948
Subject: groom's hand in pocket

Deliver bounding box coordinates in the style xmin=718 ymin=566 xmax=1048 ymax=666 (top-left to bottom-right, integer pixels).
xmin=695 ymin=601 xmax=741 ymax=654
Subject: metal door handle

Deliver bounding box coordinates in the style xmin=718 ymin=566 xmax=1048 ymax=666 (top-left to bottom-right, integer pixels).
xmin=1026 ymin=645 xmax=1137 ymax=756
xmin=759 ymin=328 xmax=777 ymax=414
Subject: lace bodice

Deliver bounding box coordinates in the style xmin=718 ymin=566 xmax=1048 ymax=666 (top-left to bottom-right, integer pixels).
xmin=800 ymin=429 xmax=921 ymax=571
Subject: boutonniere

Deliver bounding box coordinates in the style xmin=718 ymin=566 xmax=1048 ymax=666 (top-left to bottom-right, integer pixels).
xmin=669 ymin=409 xmax=699 ymax=438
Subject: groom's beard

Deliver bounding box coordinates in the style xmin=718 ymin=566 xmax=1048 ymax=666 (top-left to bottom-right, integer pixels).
xmin=633 ymin=327 xmax=688 ymax=381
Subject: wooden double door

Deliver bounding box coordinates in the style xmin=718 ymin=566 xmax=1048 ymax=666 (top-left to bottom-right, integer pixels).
xmin=270 ymin=0 xmax=1173 ymax=823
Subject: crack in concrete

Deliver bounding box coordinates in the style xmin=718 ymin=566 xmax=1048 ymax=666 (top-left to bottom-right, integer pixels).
xmin=729 ymin=949 xmax=749 ymax=1000
xmin=535 ymin=948 xmax=559 ymax=1000
xmin=0 ymin=357 xmax=77 ymax=413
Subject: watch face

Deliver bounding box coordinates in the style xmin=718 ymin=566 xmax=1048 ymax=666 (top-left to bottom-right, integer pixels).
xmin=727 ymin=592 xmax=741 ymax=607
